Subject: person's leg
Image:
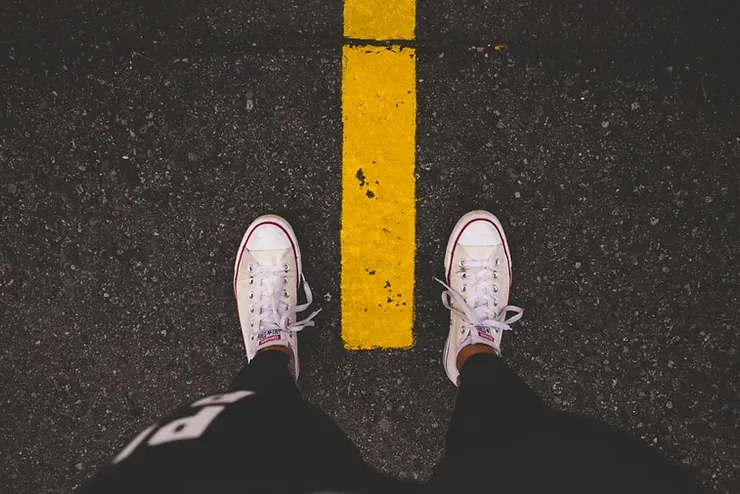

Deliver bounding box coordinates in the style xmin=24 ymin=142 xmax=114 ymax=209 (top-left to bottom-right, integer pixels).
xmin=229 ymin=345 xmax=302 ymax=397
xmin=431 ymin=350 xmax=705 ymax=493
xmin=429 ymin=211 xmax=705 ymax=493
xmin=81 ymin=215 xmax=417 ymax=493
xmin=433 ymin=350 xmax=550 ymax=467
xmin=81 ymin=349 xmax=393 ymax=494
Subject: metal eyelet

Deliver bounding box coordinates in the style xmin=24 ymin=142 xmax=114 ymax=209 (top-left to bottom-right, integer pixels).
xmin=461 ymin=285 xmax=467 ymax=292
xmin=493 ymin=285 xmax=499 ymax=293
xmin=283 ymin=278 xmax=288 ymax=284
xmin=249 ymin=307 xmax=255 ymax=313
xmin=461 ymin=272 xmax=467 ymax=279
xmin=283 ymin=263 xmax=290 ymax=272
xmin=283 ymin=290 xmax=289 ymax=298
xmin=248 ymin=277 xmax=254 ymax=285
xmin=494 ymin=258 xmax=500 ymax=266
xmin=459 ymin=260 xmax=466 ymax=267
xmin=248 ymin=264 xmax=255 ymax=272
xmin=494 ymin=298 xmax=499 ymax=306
xmin=248 ymin=292 xmax=254 ymax=300
xmin=249 ymin=319 xmax=254 ymax=327
xmin=493 ymin=272 xmax=499 ymax=279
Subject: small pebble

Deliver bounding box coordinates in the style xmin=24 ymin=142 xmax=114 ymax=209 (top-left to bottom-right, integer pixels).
xmin=601 ymin=121 xmax=610 ymax=128
xmin=631 ymin=102 xmax=641 ymax=110
xmin=666 ymin=401 xmax=674 ymax=409
xmin=575 ymin=262 xmax=582 ymax=269
xmin=76 ymin=463 xmax=83 ymax=471
xmin=378 ymin=418 xmax=392 ymax=433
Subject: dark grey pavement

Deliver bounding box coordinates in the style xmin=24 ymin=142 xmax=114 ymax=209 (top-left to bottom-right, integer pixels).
xmin=1 ymin=1 xmax=739 ymax=492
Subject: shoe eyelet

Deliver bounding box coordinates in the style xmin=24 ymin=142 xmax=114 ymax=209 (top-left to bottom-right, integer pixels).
xmin=283 ymin=278 xmax=288 ymax=284
xmin=461 ymin=272 xmax=467 ymax=279
xmin=494 ymin=298 xmax=499 ymax=306
xmin=494 ymin=258 xmax=500 ymax=266
xmin=493 ymin=272 xmax=499 ymax=279
xmin=249 ymin=319 xmax=254 ymax=327
xmin=493 ymin=285 xmax=499 ymax=293
xmin=283 ymin=290 xmax=289 ymax=298
xmin=460 ymin=328 xmax=465 ymax=334
xmin=248 ymin=277 xmax=254 ymax=285
xmin=248 ymin=264 xmax=255 ymax=272
xmin=283 ymin=263 xmax=290 ymax=272
xmin=461 ymin=285 xmax=467 ymax=292
xmin=248 ymin=292 xmax=254 ymax=300
xmin=249 ymin=307 xmax=255 ymax=313
xmin=459 ymin=260 xmax=466 ymax=267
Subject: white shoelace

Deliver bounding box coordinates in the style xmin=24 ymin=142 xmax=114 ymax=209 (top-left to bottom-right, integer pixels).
xmin=436 ymin=258 xmax=523 ymax=345
xmin=247 ymin=264 xmax=320 ymax=341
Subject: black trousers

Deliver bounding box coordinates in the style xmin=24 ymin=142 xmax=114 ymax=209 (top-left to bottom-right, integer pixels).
xmin=82 ymin=352 xmax=704 ymax=493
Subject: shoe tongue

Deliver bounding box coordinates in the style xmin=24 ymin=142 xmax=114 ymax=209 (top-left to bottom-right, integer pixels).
xmin=468 ymin=325 xmax=500 ymax=353
xmin=255 ymin=329 xmax=288 ymax=347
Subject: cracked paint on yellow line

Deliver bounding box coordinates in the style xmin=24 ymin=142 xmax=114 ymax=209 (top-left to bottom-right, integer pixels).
xmin=344 ymin=0 xmax=415 ymax=40
xmin=341 ymin=45 xmax=416 ymax=349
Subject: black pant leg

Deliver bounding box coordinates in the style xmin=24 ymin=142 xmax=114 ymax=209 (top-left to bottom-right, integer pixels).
xmin=429 ymin=353 xmax=705 ymax=494
xmin=229 ymin=348 xmax=303 ymax=397
xmin=81 ymin=352 xmax=410 ymax=494
xmin=428 ymin=352 xmax=551 ymax=488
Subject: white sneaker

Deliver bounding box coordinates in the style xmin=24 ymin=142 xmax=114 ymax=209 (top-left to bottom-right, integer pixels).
xmin=233 ymin=215 xmax=319 ymax=379
xmin=438 ymin=211 xmax=523 ymax=386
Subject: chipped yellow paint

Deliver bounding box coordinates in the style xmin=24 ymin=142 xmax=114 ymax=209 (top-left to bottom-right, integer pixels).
xmin=340 ymin=44 xmax=416 ymax=349
xmin=344 ymin=0 xmax=415 ymax=40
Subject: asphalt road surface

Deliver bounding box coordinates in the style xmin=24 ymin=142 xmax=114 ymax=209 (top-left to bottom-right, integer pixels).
xmin=1 ymin=1 xmax=739 ymax=492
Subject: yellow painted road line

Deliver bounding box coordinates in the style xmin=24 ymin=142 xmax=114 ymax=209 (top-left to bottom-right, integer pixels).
xmin=344 ymin=0 xmax=416 ymax=40
xmin=341 ymin=0 xmax=416 ymax=349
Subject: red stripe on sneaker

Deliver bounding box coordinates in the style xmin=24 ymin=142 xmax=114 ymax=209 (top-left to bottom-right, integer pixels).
xmin=446 ymin=218 xmax=513 ymax=286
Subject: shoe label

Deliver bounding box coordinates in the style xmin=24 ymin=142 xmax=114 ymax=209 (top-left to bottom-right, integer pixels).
xmin=257 ymin=329 xmax=282 ymax=345
xmin=475 ymin=325 xmax=496 ymax=343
